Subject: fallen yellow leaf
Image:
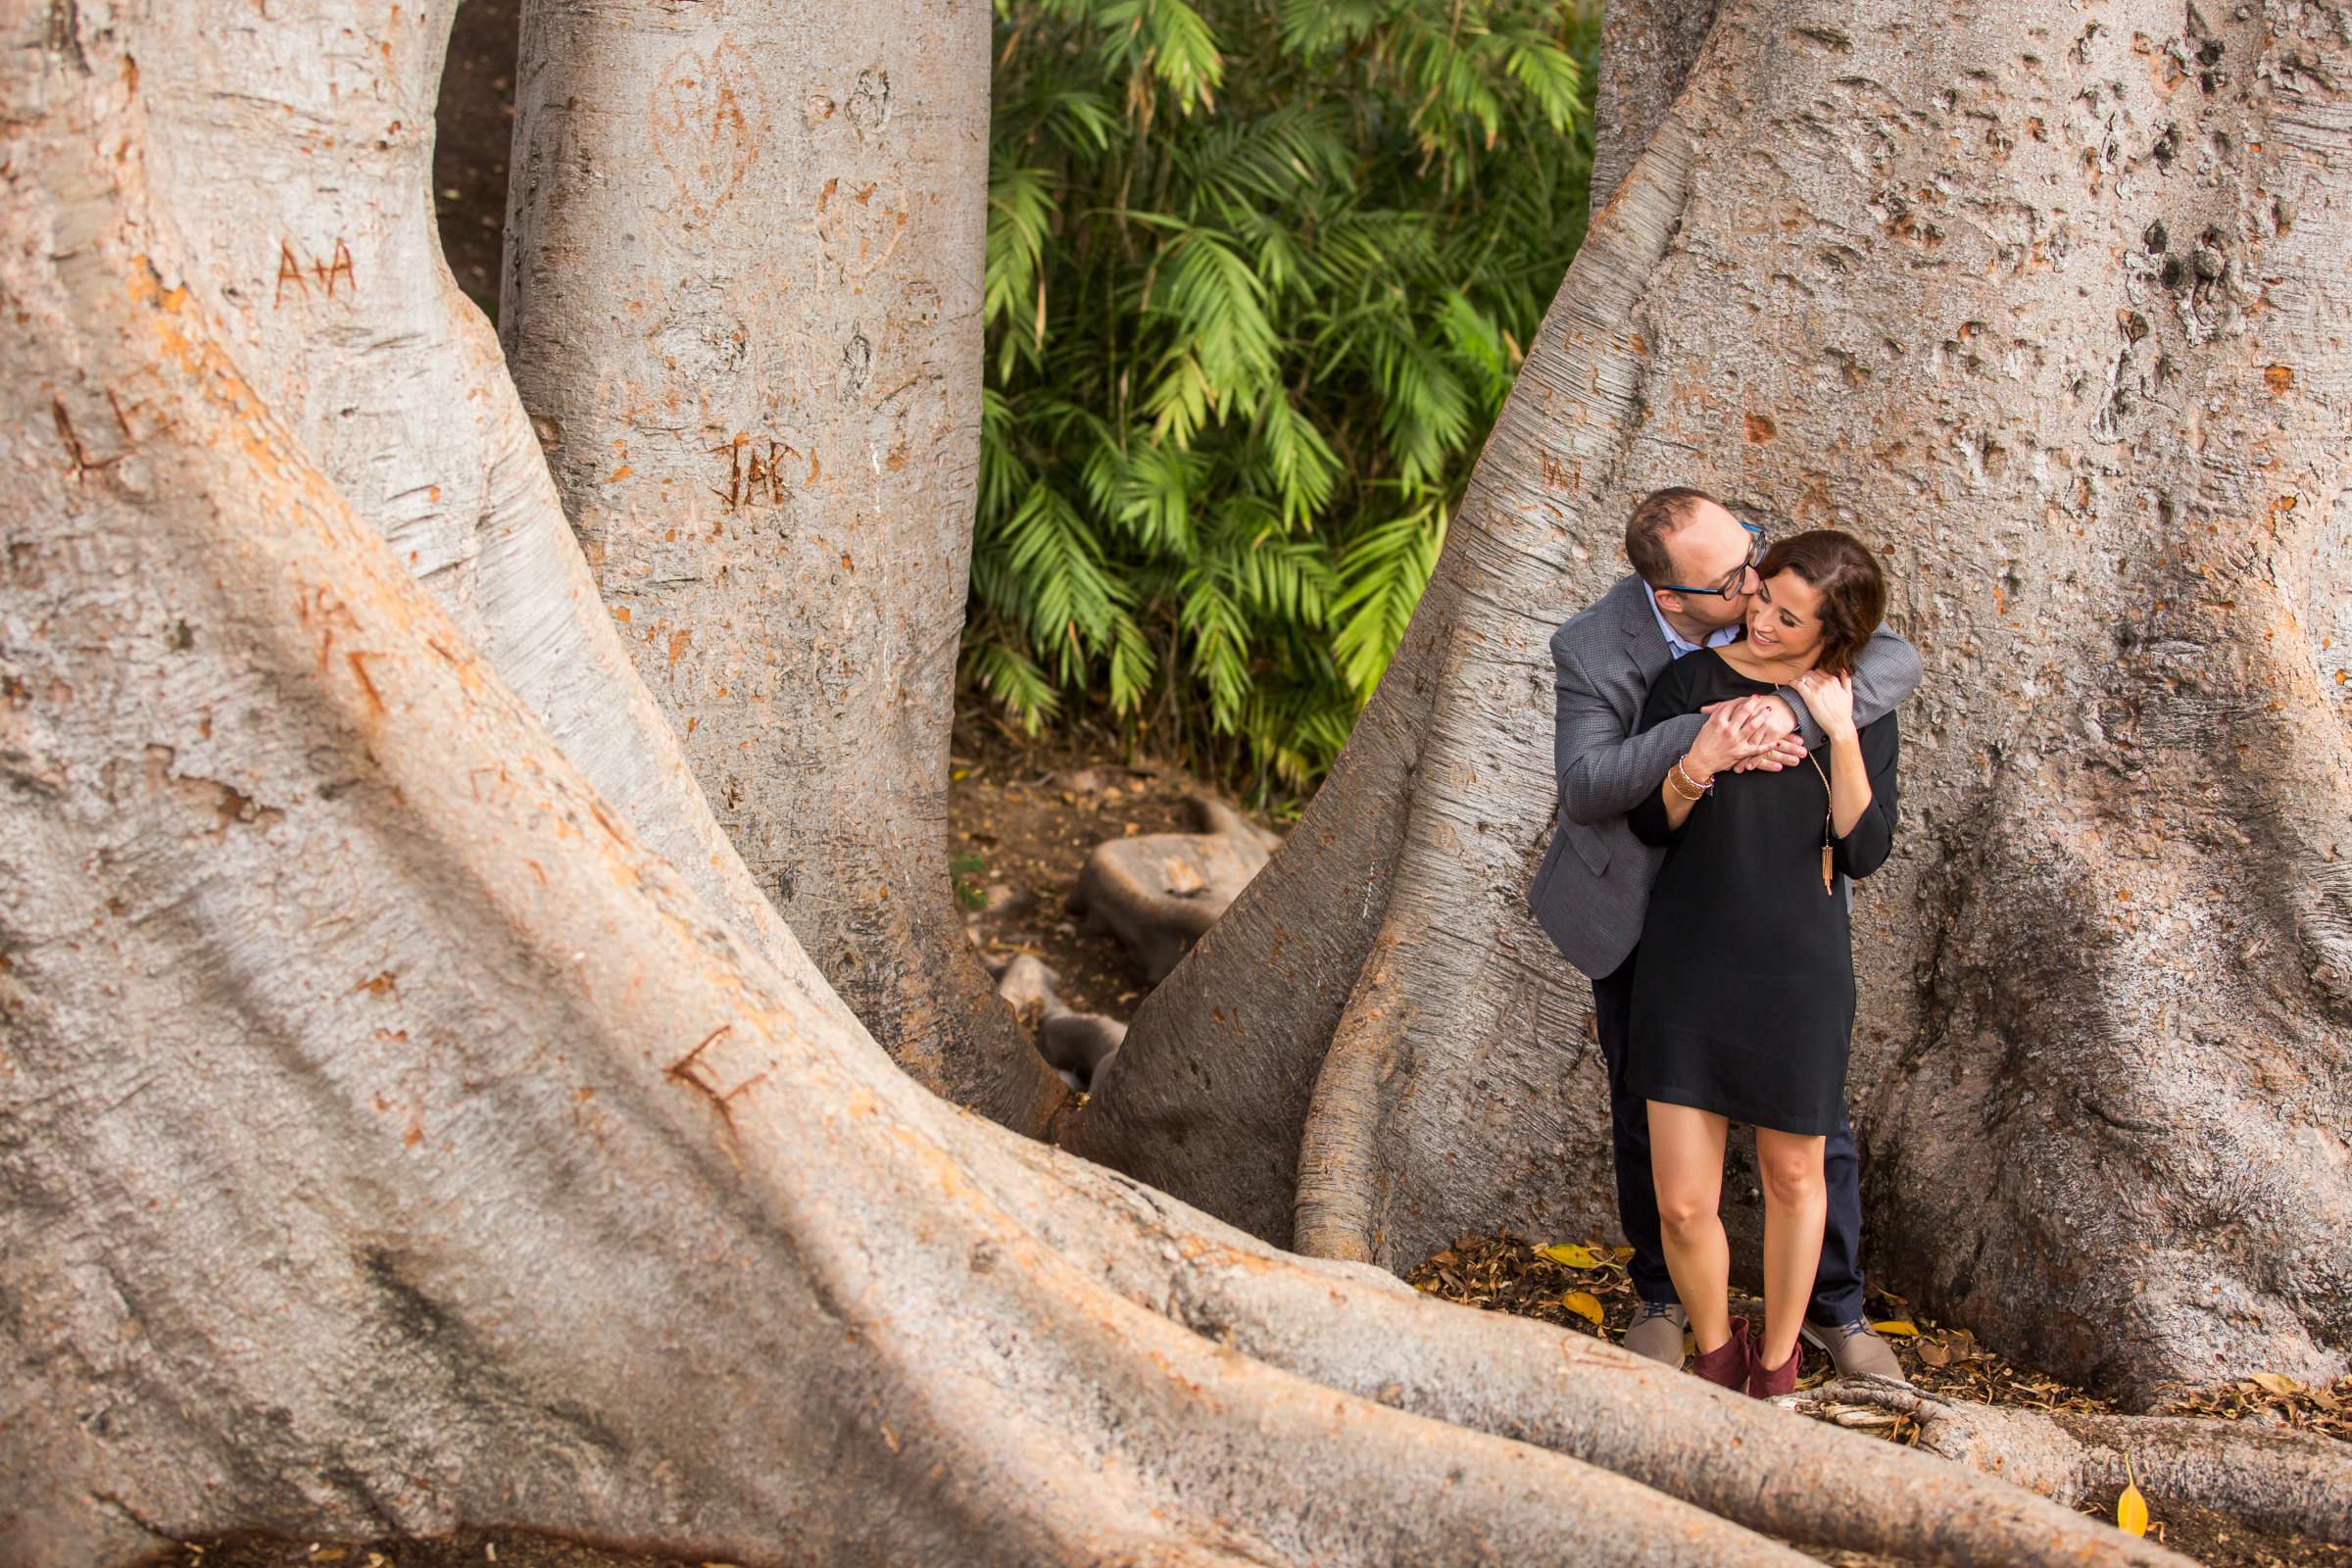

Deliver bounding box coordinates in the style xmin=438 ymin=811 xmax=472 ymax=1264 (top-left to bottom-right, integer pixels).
xmin=1609 ymin=1246 xmax=1635 ymax=1263
xmin=1870 ymin=1320 xmax=1919 ymax=1338
xmin=2249 ymin=1372 xmax=2302 ymax=1396
xmin=2117 ymin=1482 xmax=2149 ymax=1537
xmin=1537 ymin=1243 xmax=1604 ymax=1269
xmin=1562 ymin=1291 xmax=1605 ymax=1325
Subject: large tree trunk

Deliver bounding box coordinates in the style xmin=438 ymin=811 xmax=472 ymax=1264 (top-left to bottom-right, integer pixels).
xmin=1063 ymin=0 xmax=2352 ymax=1408
xmin=115 ymin=0 xmax=816 ymax=1002
xmin=6 ymin=1 xmax=2339 ymax=1562
xmin=496 ymin=0 xmax=1063 ymax=1132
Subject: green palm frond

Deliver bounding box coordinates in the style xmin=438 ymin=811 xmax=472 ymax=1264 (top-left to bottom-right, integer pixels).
xmin=990 ymin=481 xmax=1132 ymax=680
xmin=961 ymin=632 xmax=1063 ymax=731
xmin=1331 ymin=501 xmax=1446 ymax=695
xmin=972 ymin=0 xmax=1600 ymax=804
xmin=1096 ymin=0 xmax=1226 ymax=113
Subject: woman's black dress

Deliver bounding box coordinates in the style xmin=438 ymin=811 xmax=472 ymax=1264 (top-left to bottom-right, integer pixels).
xmin=1625 ymin=648 xmax=1900 ymax=1136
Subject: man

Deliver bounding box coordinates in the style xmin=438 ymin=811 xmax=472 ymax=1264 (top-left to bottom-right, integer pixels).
xmin=1528 ymin=487 xmax=1922 ymax=1382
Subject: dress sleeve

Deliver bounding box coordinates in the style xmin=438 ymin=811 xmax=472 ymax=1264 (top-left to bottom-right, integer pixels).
xmin=1830 ymin=709 xmax=1900 ymax=879
xmin=1626 ymin=656 xmax=1698 ymax=848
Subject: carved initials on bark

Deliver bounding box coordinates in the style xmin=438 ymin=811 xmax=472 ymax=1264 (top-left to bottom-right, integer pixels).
xmin=711 ymin=435 xmax=796 ymax=512
xmin=650 ymin=38 xmax=769 ymax=220
xmin=274 ymin=239 xmax=357 ymax=306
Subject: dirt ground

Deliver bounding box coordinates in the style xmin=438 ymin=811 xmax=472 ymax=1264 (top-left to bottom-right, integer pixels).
xmin=432 ymin=0 xmax=517 ymax=320
xmin=1407 ymin=1231 xmax=2351 ymax=1568
xmin=945 ymin=711 xmax=1297 ymax=1021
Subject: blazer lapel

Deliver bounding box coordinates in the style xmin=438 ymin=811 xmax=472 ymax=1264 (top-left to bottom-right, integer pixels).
xmin=1618 ymin=575 xmax=1669 ymax=675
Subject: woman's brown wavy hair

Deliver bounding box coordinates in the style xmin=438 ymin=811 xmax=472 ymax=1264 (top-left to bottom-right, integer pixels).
xmin=1757 ymin=529 xmax=1886 ymax=678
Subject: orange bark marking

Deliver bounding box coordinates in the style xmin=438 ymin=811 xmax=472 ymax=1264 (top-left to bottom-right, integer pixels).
xmin=587 ymin=798 xmax=628 ymax=845
xmin=346 ymin=651 xmax=385 ymax=714
xmin=666 ymin=1025 xmax=743 ymax=1136
xmin=2264 ymin=365 xmax=2294 ymax=394
xmin=607 ymin=464 xmax=633 ymax=482
xmin=1745 ymin=413 xmax=1778 ymax=443
xmin=274 ymin=241 xmax=308 ymax=306
xmin=355 ymin=971 xmax=398 ymax=996
xmin=667 ymin=627 xmax=692 ymax=666
xmin=319 ymin=239 xmax=360 ymax=297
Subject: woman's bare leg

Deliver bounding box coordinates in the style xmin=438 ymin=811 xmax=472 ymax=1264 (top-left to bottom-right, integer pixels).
xmin=1753 ymin=1128 xmax=1828 ymax=1372
xmin=1647 ymin=1102 xmax=1732 ymax=1352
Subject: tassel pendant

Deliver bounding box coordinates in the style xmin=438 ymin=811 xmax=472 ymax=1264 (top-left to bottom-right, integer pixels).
xmin=1821 ymin=843 xmax=1835 ymax=895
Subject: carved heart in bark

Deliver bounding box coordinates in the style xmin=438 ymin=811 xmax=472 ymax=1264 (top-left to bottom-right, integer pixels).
xmin=814 ymin=172 xmax=910 ymax=281
xmin=649 ymin=37 xmax=768 ymax=220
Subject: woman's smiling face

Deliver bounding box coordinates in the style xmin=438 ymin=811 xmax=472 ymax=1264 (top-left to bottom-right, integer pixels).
xmin=1745 ymin=570 xmax=1826 ymax=662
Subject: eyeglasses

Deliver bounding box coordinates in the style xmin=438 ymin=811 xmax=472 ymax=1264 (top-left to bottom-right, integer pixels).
xmin=1658 ymin=520 xmax=1766 ymax=601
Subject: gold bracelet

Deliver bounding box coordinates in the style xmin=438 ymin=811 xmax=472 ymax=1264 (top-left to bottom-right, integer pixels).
xmin=1667 ymin=760 xmax=1709 ymax=801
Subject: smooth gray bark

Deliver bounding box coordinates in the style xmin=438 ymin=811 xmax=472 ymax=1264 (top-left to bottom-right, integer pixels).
xmin=497 ymin=0 xmax=1065 ymax=1132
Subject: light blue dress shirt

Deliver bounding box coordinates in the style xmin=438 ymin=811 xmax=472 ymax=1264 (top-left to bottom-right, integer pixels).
xmin=1644 ymin=588 xmax=1742 ymax=661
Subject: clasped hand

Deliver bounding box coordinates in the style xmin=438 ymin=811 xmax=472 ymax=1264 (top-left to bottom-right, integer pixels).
xmin=1688 ymin=695 xmax=1807 ymax=778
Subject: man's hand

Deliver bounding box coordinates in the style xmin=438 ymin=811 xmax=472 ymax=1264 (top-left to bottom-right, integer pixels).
xmin=1685 ymin=695 xmax=1794 ymax=780
xmin=1700 ymin=695 xmax=1807 ymax=772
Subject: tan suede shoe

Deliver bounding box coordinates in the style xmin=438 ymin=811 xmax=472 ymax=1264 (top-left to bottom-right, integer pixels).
xmin=1621 ymin=1300 xmax=1689 ymax=1366
xmin=1800 ymin=1316 xmax=1910 ymax=1384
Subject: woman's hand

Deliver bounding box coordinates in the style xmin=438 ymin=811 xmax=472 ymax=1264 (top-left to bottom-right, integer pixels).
xmin=1791 ymin=669 xmax=1857 ymax=741
xmin=1685 ymin=696 xmax=1777 ymax=779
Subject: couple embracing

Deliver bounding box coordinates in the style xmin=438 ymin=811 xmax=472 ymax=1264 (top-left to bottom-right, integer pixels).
xmin=1529 ymin=487 xmax=1921 ymax=1398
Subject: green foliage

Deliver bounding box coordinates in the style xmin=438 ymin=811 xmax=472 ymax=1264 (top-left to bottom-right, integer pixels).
xmin=966 ymin=0 xmax=1599 ymax=804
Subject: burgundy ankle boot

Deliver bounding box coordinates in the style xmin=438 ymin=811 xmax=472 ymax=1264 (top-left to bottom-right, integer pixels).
xmin=1748 ymin=1337 xmax=1801 ymax=1398
xmin=1690 ymin=1317 xmax=1751 ymax=1392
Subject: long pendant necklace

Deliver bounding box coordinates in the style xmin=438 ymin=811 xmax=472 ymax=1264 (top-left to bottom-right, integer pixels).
xmin=1803 ymin=751 xmax=1836 ymax=895
xmin=1773 ymin=681 xmax=1837 ymax=896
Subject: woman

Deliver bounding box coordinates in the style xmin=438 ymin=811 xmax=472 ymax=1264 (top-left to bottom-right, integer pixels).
xmin=1625 ymin=529 xmax=1900 ymax=1398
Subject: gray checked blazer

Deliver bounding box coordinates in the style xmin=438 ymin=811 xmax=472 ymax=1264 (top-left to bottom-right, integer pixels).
xmin=1527 ymin=572 xmax=1923 ymax=981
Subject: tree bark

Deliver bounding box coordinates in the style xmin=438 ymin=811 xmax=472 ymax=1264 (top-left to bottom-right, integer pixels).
xmin=1068 ymin=0 xmax=2352 ymax=1409
xmin=1588 ymin=0 xmax=1720 ymax=209
xmin=0 ymin=4 xmax=2301 ymax=1563
xmin=497 ymin=0 xmax=1063 ymax=1132
xmin=115 ymin=0 xmax=819 ymax=1004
